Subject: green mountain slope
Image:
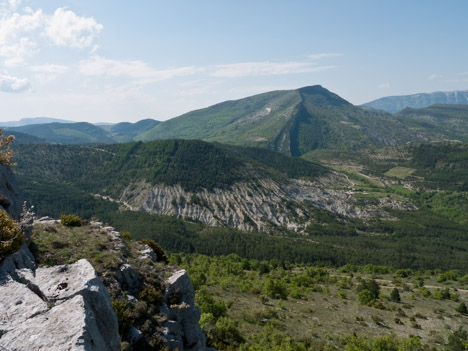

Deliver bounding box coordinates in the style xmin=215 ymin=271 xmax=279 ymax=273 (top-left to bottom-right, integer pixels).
xmin=362 ymin=90 xmax=468 ymax=113
xmin=0 ymin=117 xmax=74 ymax=127
xmin=11 ymin=140 xmax=468 ymax=272
xmin=395 ymin=104 xmax=468 ymax=142
xmin=13 ymin=139 xmax=334 ymax=232
xmin=4 ymin=130 xmax=48 ymax=144
xmin=100 ymin=118 xmax=160 ymax=142
xmin=138 ymin=85 xmax=463 ymax=156
xmin=13 ymin=139 xmax=327 ymax=194
xmin=10 ymin=122 xmax=115 ymax=144
xmin=305 ymin=142 xmax=468 ymax=191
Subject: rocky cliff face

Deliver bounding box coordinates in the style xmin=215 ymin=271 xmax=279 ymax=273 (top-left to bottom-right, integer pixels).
xmin=116 ymin=174 xmax=415 ymax=233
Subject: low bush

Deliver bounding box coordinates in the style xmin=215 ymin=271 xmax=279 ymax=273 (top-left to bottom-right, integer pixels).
xmin=0 ymin=210 xmax=23 ymax=261
xmin=121 ymin=231 xmax=132 ymax=240
xmin=390 ymin=287 xmax=401 ymax=302
xmin=455 ymin=302 xmax=467 ymax=315
xmin=60 ymin=214 xmax=82 ymax=227
xmin=111 ymin=298 xmax=134 ymax=338
xmin=140 ymin=238 xmax=168 ymax=263
xmin=139 ymin=285 xmax=163 ymax=306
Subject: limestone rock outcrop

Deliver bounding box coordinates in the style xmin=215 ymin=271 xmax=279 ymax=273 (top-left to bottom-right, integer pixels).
xmin=0 ymin=259 xmax=121 ymax=351
xmin=161 ymin=269 xmax=207 ymax=351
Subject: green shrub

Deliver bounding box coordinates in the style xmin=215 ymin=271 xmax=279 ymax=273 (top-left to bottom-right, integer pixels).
xmin=455 ymin=302 xmax=468 ymax=315
xmin=357 ymin=279 xmax=380 ymax=305
xmin=140 ymin=238 xmax=168 ymax=263
xmin=395 ymin=269 xmax=412 ymax=278
xmin=196 ymin=289 xmax=227 ymax=319
xmin=344 ymin=334 xmax=425 ymax=351
xmin=433 ymin=287 xmax=451 ymax=300
xmin=139 ymin=286 xmax=163 ymax=306
xmin=111 ymin=298 xmax=133 ymax=338
xmin=121 ymin=231 xmax=132 ymax=240
xmin=358 ymin=289 xmax=375 ymax=306
xmin=210 ymin=317 xmax=244 ymax=348
xmin=60 ymin=214 xmax=82 ymax=227
xmin=390 ymin=288 xmax=401 ymax=302
xmin=338 ymin=290 xmax=348 ymax=299
xmin=447 ymin=328 xmax=468 ymax=351
xmin=438 ymin=270 xmax=460 ymax=282
xmin=263 ymin=278 xmax=288 ymax=300
xmin=0 ymin=210 xmax=23 ymax=261
xmin=199 ymin=312 xmax=216 ymax=331
xmin=420 ymin=287 xmax=431 ymax=297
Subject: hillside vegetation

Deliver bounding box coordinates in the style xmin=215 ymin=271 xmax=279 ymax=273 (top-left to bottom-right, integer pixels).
xmin=99 ymin=119 xmax=160 ymax=143
xmin=6 ymin=87 xmax=468 ymax=153
xmin=13 ymin=139 xmax=327 ymax=194
xmin=8 ymin=119 xmax=160 ymax=144
xmin=10 ymin=139 xmax=468 ymax=272
xmin=175 ymin=253 xmax=468 ymax=350
xmin=395 ymin=105 xmax=468 ymax=142
xmin=10 ymin=122 xmax=116 ymax=144
xmin=139 ymin=85 xmax=441 ymax=156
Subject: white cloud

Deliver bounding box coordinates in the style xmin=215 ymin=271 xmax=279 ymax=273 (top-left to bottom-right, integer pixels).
xmin=7 ymin=0 xmax=21 ymax=11
xmin=428 ymin=74 xmax=443 ymax=81
xmin=210 ymin=61 xmax=334 ymax=78
xmin=79 ymin=55 xmax=199 ymax=81
xmin=79 ymin=56 xmax=156 ymax=77
xmin=0 ymin=5 xmax=102 ymax=65
xmin=89 ymin=44 xmax=99 ymax=54
xmin=0 ymin=9 xmax=45 ymax=43
xmin=44 ymin=8 xmax=102 ymax=48
xmin=308 ymin=53 xmax=342 ymax=60
xmin=79 ymin=56 xmax=336 ymax=85
xmin=0 ymin=70 xmax=30 ymax=92
xmin=29 ymin=64 xmax=68 ymax=74
xmin=0 ymin=9 xmax=44 ymax=65
xmin=0 ymin=36 xmax=37 ymax=66
xmin=78 ymin=56 xmax=338 ymax=91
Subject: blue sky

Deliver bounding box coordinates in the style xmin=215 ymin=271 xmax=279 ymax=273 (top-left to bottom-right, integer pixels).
xmin=0 ymin=0 xmax=467 ymax=123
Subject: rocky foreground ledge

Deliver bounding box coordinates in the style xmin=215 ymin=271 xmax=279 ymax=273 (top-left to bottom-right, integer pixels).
xmin=0 ymin=217 xmax=212 ymax=351
xmin=0 ymin=255 xmax=120 ymax=350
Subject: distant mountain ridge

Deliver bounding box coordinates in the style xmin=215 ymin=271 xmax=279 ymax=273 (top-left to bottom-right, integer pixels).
xmin=9 ymin=122 xmax=116 ymax=144
xmin=138 ymin=85 xmax=468 ymax=156
xmin=362 ymin=90 xmax=468 ymax=113
xmin=1 ymin=117 xmax=74 ymax=127
xmin=99 ymin=119 xmax=160 ymax=142
xmin=138 ymin=85 xmax=401 ymax=155
xmin=3 ymin=86 xmax=468 ymax=149
xmin=7 ymin=119 xmax=160 ymax=144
